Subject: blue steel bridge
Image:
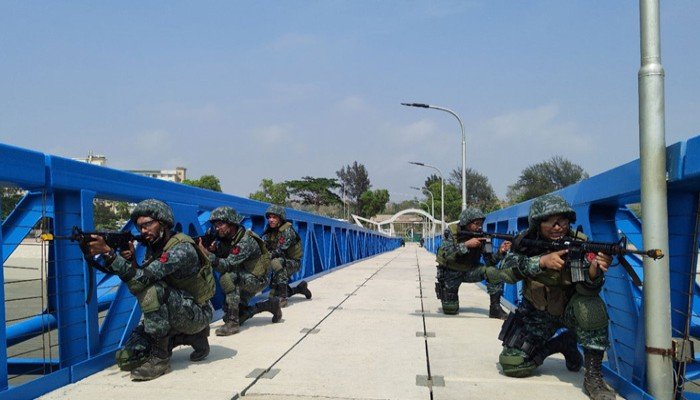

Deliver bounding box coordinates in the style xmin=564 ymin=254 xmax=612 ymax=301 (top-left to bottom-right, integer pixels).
xmin=1 ymin=135 xmax=700 ymax=400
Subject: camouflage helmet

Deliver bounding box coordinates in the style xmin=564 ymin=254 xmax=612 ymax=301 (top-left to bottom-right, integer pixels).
xmin=265 ymin=204 xmax=286 ymax=221
xmin=458 ymin=207 xmax=485 ymax=226
xmin=209 ymin=206 xmax=243 ymax=225
xmin=528 ymin=194 xmax=576 ymax=229
xmin=130 ymin=199 xmax=174 ymax=228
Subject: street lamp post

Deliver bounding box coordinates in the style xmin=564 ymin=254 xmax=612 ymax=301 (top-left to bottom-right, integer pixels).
xmin=402 ymin=102 xmax=467 ymax=211
xmin=412 ymin=186 xmax=435 ymax=250
xmin=409 ymin=161 xmax=445 ymax=233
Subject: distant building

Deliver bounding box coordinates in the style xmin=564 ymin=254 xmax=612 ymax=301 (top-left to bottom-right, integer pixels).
xmin=72 ymin=153 xmax=187 ymax=182
xmin=127 ymin=167 xmax=187 ymax=183
xmin=72 ymin=151 xmax=107 ymax=166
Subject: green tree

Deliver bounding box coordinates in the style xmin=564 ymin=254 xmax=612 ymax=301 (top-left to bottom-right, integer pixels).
xmin=358 ymin=189 xmax=390 ymax=218
xmin=449 ymin=167 xmax=500 ymax=212
xmin=249 ymin=179 xmax=288 ymax=205
xmin=423 ymin=174 xmax=441 ymax=189
xmin=93 ymin=200 xmax=130 ymax=230
xmin=1 ymin=187 xmax=24 ymax=220
xmin=506 ymin=156 xmax=588 ymax=203
xmin=286 ymin=177 xmax=342 ymax=213
xmin=182 ymin=175 xmax=222 ymax=192
xmin=336 ymin=161 xmax=371 ymax=214
xmin=426 ymin=181 xmax=462 ymax=222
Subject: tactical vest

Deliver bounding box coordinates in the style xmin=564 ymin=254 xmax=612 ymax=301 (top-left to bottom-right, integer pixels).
xmin=162 ymin=233 xmax=216 ymax=305
xmin=265 ymin=222 xmax=303 ymax=261
xmin=239 ymin=230 xmax=271 ymax=279
xmin=436 ymin=224 xmax=483 ymax=271
xmin=521 ymin=229 xmax=587 ymax=316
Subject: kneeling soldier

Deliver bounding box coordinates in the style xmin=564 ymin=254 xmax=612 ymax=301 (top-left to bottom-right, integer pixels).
xmin=199 ymin=206 xmax=282 ymax=336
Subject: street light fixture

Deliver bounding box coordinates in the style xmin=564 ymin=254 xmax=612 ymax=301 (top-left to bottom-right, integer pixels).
xmin=409 ymin=161 xmax=445 ymax=233
xmin=402 ymin=102 xmax=467 ymax=211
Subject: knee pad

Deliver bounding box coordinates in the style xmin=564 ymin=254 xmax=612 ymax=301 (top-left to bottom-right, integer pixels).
xmin=116 ymin=325 xmax=151 ymax=371
xmin=441 ymin=289 xmax=459 ymax=314
xmin=499 ymin=348 xmax=537 ymax=378
xmin=570 ymin=293 xmax=609 ymax=330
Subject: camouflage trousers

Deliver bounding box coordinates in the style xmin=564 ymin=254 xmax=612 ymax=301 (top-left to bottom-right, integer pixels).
xmin=437 ymin=265 xmax=504 ymax=295
xmin=220 ymin=269 xmax=269 ymax=319
xmin=269 ymin=257 xmax=301 ymax=296
xmin=500 ymin=297 xmax=609 ymax=364
xmin=142 ymin=282 xmax=213 ymax=338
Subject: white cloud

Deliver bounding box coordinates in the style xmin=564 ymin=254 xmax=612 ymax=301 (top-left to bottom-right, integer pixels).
xmin=135 ymin=130 xmax=173 ymax=151
xmin=333 ymin=96 xmax=369 ymax=115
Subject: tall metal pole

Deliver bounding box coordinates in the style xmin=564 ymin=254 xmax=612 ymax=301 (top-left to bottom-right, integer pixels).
xmin=639 ymin=1 xmax=672 ymax=398
xmin=412 ymin=186 xmax=436 ymax=250
xmin=402 ymin=102 xmax=467 ymax=211
xmin=409 ymin=162 xmax=445 ymax=233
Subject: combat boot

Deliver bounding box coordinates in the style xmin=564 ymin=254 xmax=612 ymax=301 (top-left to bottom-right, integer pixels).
xmin=130 ymin=335 xmax=171 ymax=381
xmin=291 ymin=280 xmax=312 ymax=299
xmin=216 ymin=308 xmax=240 ymax=336
xmin=275 ymin=283 xmax=289 ymax=308
xmin=187 ymin=326 xmax=210 ymax=361
xmin=250 ymin=297 xmax=283 ymax=323
xmin=489 ymin=293 xmax=508 ymax=320
xmin=583 ymin=349 xmax=616 ymax=400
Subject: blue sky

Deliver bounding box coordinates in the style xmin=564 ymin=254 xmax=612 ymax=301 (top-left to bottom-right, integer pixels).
xmin=1 ymin=1 xmax=698 ymax=201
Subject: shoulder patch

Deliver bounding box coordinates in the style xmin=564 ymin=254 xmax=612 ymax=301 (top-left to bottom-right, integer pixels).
xmin=232 ymin=246 xmax=240 ymax=255
xmin=278 ymin=236 xmax=286 ymax=244
xmin=159 ymin=252 xmax=169 ymax=263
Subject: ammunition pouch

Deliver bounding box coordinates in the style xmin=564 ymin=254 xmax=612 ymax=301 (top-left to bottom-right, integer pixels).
xmin=219 ymin=271 xmax=236 ymax=294
xmin=435 ymin=281 xmax=445 ymax=300
xmin=498 ymin=311 xmax=541 ymax=359
xmin=136 ymin=284 xmax=163 ymax=314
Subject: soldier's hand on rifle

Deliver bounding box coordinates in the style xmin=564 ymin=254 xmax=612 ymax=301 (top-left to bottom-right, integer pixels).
xmin=499 ymin=241 xmax=512 ymax=254
xmin=588 ymin=252 xmax=613 ymax=279
xmin=464 ymin=237 xmax=485 ymax=249
xmin=120 ymin=241 xmax=135 ymax=261
xmin=539 ymin=249 xmax=568 ymax=271
xmin=197 ymin=238 xmax=211 ymax=257
xmin=86 ymin=234 xmax=112 ymax=257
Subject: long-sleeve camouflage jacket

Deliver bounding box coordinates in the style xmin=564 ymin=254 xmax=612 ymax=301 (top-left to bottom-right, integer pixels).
xmin=207 ymin=228 xmax=262 ymax=274
xmin=436 ymin=225 xmax=504 ymax=272
xmin=108 ymin=233 xmax=200 ymax=295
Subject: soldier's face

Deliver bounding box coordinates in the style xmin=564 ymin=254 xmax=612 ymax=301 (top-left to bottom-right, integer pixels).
xmin=213 ymin=220 xmax=236 ymax=237
xmin=539 ymin=214 xmax=569 ymax=240
xmin=136 ymin=216 xmax=163 ymax=243
xmin=466 ymin=219 xmax=484 ymax=232
xmin=267 ymin=214 xmax=281 ymax=228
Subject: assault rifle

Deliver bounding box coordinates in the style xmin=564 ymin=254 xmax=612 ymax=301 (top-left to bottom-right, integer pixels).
xmin=192 ymin=228 xmax=217 ymax=248
xmin=455 ymin=230 xmax=663 ymax=286
xmin=42 ymin=226 xmax=145 ymax=303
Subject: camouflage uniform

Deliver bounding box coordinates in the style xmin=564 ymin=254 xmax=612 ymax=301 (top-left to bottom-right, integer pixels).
xmin=435 ymin=207 xmax=506 ymax=318
xmin=263 ymin=205 xmax=311 ymax=306
xmin=491 ymin=194 xmax=615 ymax=400
xmin=106 ymin=199 xmax=214 ymax=380
xmin=207 ymin=206 xmax=281 ymax=336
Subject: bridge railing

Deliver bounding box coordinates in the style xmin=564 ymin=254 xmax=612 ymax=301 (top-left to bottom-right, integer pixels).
xmin=481 ymin=134 xmax=700 ymax=399
xmin=0 ymin=142 xmax=401 ymax=400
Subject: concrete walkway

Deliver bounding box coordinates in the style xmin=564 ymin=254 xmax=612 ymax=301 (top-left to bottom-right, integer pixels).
xmin=41 ymin=243 xmax=616 ymax=400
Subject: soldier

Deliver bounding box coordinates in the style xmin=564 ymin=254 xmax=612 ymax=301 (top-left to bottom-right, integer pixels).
xmin=198 ymin=206 xmax=282 ymax=336
xmin=435 ymin=207 xmax=510 ymax=319
xmin=81 ymin=199 xmax=215 ymax=381
xmin=487 ymin=194 xmax=615 ymax=400
xmin=263 ymin=205 xmax=311 ymax=307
